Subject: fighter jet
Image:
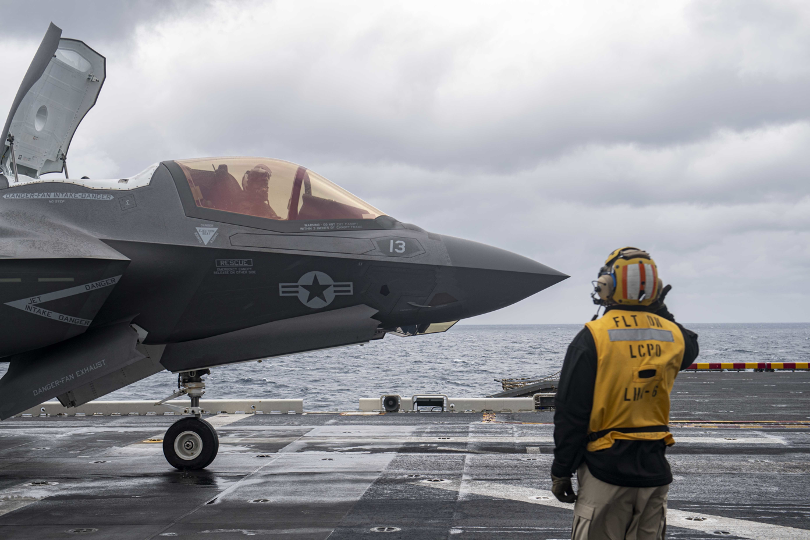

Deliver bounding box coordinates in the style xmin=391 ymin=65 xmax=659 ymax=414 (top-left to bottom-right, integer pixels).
xmin=0 ymin=24 xmax=567 ymax=470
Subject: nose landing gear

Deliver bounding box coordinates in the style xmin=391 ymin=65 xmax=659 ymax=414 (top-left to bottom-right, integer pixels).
xmin=157 ymin=370 xmax=219 ymax=470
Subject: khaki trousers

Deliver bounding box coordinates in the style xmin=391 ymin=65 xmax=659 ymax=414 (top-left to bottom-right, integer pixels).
xmin=571 ymin=464 xmax=668 ymax=540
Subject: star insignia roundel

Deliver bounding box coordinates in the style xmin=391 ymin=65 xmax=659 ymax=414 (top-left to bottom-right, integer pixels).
xmin=278 ymin=271 xmax=354 ymax=308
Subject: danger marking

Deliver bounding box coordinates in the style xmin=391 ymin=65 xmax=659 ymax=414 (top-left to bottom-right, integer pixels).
xmin=5 ymin=276 xmax=121 ymax=326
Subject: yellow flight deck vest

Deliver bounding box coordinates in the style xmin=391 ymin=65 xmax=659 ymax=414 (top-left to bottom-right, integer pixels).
xmin=584 ymin=310 xmax=685 ymax=452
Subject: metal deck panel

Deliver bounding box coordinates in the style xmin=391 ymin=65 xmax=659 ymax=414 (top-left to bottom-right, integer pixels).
xmin=0 ymin=372 xmax=808 ymax=539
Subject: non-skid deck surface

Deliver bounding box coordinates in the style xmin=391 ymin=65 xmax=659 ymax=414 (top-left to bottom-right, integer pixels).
xmin=0 ymin=371 xmax=809 ymax=539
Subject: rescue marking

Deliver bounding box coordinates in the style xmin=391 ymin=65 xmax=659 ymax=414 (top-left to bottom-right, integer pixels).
xmin=608 ymin=328 xmax=673 ymax=342
xmin=4 ymin=276 xmax=121 ymax=326
xmin=214 ymin=259 xmax=255 ymax=276
xmin=216 ymin=259 xmax=253 ymax=268
xmin=279 ymin=271 xmax=353 ymax=309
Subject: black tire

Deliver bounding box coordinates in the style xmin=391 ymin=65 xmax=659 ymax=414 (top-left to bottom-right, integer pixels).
xmin=163 ymin=417 xmax=219 ymax=470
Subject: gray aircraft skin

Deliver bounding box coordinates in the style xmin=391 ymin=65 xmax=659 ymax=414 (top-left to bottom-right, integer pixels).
xmin=0 ymin=24 xmax=567 ymax=469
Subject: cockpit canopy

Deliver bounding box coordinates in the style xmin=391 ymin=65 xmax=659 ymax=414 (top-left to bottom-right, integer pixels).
xmin=175 ymin=157 xmax=384 ymax=222
xmin=1 ymin=24 xmax=106 ymax=180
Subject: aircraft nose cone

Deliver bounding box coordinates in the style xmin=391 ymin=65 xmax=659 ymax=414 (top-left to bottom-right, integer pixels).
xmin=439 ymin=235 xmax=568 ymax=318
xmin=441 ymin=235 xmax=566 ymax=277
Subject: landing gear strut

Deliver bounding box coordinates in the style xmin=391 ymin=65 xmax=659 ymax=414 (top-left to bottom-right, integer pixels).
xmin=157 ymin=370 xmax=219 ymax=470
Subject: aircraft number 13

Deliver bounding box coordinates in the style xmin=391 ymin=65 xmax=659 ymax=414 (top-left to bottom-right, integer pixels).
xmin=375 ymin=236 xmax=423 ymax=257
xmin=389 ymin=240 xmax=406 ymax=254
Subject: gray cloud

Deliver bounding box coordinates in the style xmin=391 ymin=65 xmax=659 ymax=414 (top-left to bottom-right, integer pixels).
xmin=2 ymin=0 xmax=809 ymax=323
xmin=28 ymin=0 xmax=809 ymax=176
xmin=0 ymin=0 xmax=213 ymax=45
xmin=171 ymin=2 xmax=809 ymax=162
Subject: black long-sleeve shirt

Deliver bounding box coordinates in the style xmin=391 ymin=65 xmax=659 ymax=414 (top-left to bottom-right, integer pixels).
xmin=551 ymin=304 xmax=699 ymax=487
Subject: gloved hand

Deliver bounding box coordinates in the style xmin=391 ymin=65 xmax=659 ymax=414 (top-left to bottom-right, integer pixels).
xmin=551 ymin=474 xmax=577 ymax=503
xmin=650 ymin=284 xmax=673 ymax=320
xmin=658 ymin=284 xmax=672 ymax=303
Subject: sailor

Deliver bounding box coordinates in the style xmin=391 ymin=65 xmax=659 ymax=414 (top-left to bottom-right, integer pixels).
xmin=238 ymin=164 xmax=280 ymax=219
xmin=550 ymin=247 xmax=699 ymax=539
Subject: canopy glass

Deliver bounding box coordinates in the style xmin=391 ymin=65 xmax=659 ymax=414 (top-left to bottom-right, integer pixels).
xmin=175 ymin=157 xmax=384 ymax=222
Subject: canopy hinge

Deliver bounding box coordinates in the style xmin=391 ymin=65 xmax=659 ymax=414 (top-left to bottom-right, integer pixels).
xmin=6 ymin=134 xmax=19 ymax=183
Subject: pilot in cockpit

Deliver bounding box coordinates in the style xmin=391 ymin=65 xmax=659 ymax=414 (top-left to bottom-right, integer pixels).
xmin=238 ymin=164 xmax=280 ymax=219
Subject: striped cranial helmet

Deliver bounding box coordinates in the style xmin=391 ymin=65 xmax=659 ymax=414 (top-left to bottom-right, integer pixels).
xmin=592 ymin=247 xmax=662 ymax=306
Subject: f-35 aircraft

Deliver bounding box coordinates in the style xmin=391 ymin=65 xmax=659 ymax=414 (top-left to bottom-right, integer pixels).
xmin=0 ymin=24 xmax=567 ymax=469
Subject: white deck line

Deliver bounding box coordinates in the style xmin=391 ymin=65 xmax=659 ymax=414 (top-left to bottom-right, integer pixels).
xmin=0 ymin=483 xmax=71 ymax=518
xmin=212 ymin=435 xmax=782 ymax=445
xmin=424 ymin=479 xmax=810 ymax=539
xmin=16 ymin=399 xmax=303 ymax=417
xmin=133 ymin=413 xmax=254 ymax=446
xmin=205 ymin=413 xmax=256 ymax=428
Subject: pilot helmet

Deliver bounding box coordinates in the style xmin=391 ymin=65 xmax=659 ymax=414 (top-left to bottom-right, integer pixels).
xmin=242 ymin=164 xmax=272 ymax=192
xmin=592 ymin=247 xmax=662 ymax=306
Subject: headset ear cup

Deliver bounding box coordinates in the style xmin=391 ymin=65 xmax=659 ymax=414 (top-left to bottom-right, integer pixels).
xmin=597 ymin=275 xmax=614 ymax=302
xmin=656 ymin=278 xmax=663 ymax=301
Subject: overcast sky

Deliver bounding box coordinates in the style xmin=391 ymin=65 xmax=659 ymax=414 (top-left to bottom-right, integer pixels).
xmin=1 ymin=0 xmax=809 ymax=324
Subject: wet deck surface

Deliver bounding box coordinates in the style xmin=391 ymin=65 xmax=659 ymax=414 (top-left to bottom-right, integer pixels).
xmin=1 ymin=371 xmax=809 ymax=539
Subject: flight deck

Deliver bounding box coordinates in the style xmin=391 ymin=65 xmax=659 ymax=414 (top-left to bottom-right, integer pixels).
xmin=1 ymin=371 xmax=809 ymax=539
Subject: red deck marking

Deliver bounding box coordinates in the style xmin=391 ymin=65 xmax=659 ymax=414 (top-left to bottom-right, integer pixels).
xmin=686 ymin=362 xmax=809 ymax=370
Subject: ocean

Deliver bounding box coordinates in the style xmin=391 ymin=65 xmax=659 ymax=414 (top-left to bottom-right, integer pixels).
xmin=2 ymin=323 xmax=809 ymax=411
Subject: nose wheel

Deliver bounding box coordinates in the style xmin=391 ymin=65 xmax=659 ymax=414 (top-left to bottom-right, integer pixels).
xmin=163 ymin=417 xmax=219 ymax=470
xmin=157 ymin=370 xmax=220 ymax=470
